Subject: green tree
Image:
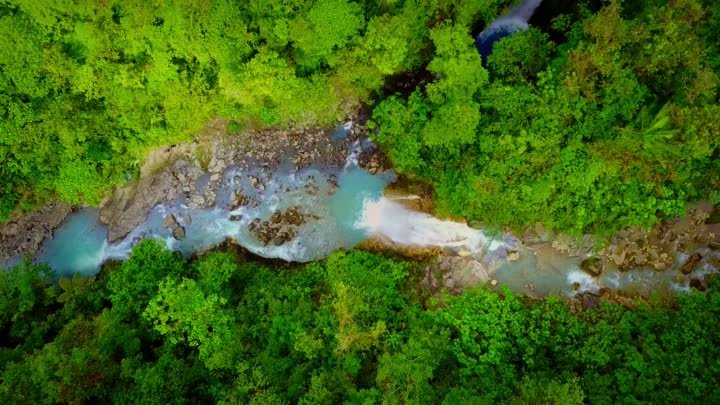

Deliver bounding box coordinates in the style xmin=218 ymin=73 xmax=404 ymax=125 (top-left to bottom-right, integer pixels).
xmin=290 ymin=0 xmax=365 ymax=71
xmin=107 ymin=239 xmax=185 ymax=321
xmin=145 ymin=277 xmax=240 ymax=370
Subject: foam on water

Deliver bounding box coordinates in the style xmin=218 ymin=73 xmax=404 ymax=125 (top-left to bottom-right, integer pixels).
xmin=507 ymin=0 xmax=543 ymax=21
xmin=356 ymin=197 xmax=493 ymax=252
xmin=567 ymin=270 xmax=601 ymax=295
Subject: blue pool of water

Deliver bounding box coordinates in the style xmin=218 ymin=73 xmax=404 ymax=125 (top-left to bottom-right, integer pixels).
xmin=330 ymin=167 xmax=393 ymax=246
xmin=35 ymin=208 xmax=109 ymax=277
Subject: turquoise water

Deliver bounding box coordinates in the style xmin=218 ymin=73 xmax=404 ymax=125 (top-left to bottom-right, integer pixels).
xmin=21 ymin=163 xmax=711 ymax=298
xmin=35 ymin=209 xmax=109 ymax=277
xmin=330 ymin=168 xmax=393 ymax=246
xmin=492 ymin=245 xmax=583 ymax=296
xmin=30 ymin=162 xmax=394 ymax=277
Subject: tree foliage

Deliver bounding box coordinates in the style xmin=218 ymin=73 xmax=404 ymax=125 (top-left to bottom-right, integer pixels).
xmin=372 ymin=0 xmax=720 ymax=236
xmin=2 ymin=244 xmax=720 ymax=404
xmin=0 ymin=0 xmax=513 ymax=221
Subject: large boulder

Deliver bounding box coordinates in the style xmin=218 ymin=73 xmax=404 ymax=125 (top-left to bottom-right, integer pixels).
xmin=580 ymin=257 xmax=603 ymax=277
xmin=423 ymin=256 xmax=490 ymax=294
xmin=100 ymin=170 xmax=180 ymax=242
xmin=0 ymin=201 xmax=72 ymax=264
xmin=679 ymin=253 xmax=702 ymax=275
xmin=581 ymin=293 xmax=601 ymax=309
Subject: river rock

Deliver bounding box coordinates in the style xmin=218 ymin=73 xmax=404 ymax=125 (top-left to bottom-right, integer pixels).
xmin=357 ymin=237 xmax=442 ymax=260
xmin=230 ymin=191 xmax=250 ymax=210
xmin=679 ymin=253 xmax=702 ymax=274
xmin=163 ymin=214 xmax=178 ymax=228
xmin=552 ymin=234 xmax=582 ymax=256
xmin=172 ymin=226 xmax=186 ymax=240
xmin=422 ymin=256 xmax=490 ymax=294
xmin=358 ymin=148 xmax=390 ymax=175
xmin=191 ymin=195 xmax=206 ymax=206
xmin=247 ymin=206 xmax=309 ymax=246
xmin=272 ymin=227 xmax=296 ymax=246
xmin=610 ymin=250 xmax=627 ymax=267
xmin=283 ymin=206 xmax=307 ymax=226
xmin=653 ymin=261 xmax=667 ymax=271
xmin=706 ymin=204 xmax=720 ymax=224
xmin=0 ymin=201 xmax=73 ymax=264
xmin=581 ymin=293 xmax=601 ymax=309
xmin=2 ymin=223 xmax=18 ymax=236
xmin=181 ymin=212 xmax=192 ymax=226
xmin=580 ymin=257 xmax=603 ymax=277
xmin=689 ymin=277 xmax=706 ymax=291
xmin=100 ymin=169 xmax=180 ymax=242
xmin=507 ymin=250 xmax=520 ymax=261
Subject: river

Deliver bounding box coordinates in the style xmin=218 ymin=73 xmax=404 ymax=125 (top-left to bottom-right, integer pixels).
xmin=17 ymin=121 xmax=715 ymax=298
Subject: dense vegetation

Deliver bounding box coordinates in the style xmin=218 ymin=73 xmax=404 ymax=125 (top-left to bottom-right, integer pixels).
xmin=372 ymin=0 xmax=720 ymax=236
xmin=1 ymin=240 xmax=719 ymax=404
xmin=0 ymin=0 xmax=512 ymax=221
xmin=3 ymin=2 xmax=720 ymax=402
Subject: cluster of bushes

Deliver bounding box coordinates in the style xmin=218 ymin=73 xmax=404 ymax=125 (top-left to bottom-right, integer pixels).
xmin=1 ymin=240 xmax=719 ymax=404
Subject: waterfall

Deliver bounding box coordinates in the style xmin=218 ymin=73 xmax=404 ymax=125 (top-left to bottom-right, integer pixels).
xmin=507 ymin=0 xmax=543 ymax=22
xmin=476 ymin=0 xmax=544 ymax=59
xmin=355 ymin=197 xmax=509 ymax=260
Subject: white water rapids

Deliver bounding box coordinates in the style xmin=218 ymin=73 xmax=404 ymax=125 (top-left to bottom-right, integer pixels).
xmin=358 ymin=197 xmax=505 ymax=253
xmin=476 ymin=0 xmax=544 ymax=58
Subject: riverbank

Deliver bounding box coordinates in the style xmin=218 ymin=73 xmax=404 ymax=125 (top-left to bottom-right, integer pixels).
xmin=0 ymin=201 xmax=72 ymax=265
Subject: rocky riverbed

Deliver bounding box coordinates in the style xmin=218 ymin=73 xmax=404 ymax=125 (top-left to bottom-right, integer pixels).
xmin=0 ymin=115 xmax=389 ymax=263
xmin=525 ymin=204 xmax=720 ymax=291
xmin=97 ymin=115 xmax=387 ymax=246
xmin=0 ymin=201 xmax=72 ymax=265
